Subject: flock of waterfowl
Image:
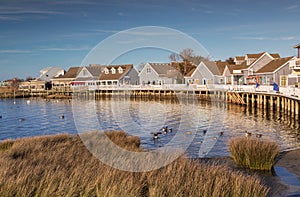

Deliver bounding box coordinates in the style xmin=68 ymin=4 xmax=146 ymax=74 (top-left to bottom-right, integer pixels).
xmin=245 ymin=131 xmax=263 ymax=138
xmin=150 ymin=126 xmax=173 ymax=140
xmin=0 ymin=100 xmax=65 ymax=122
xmin=150 ymin=127 xmax=263 ymax=142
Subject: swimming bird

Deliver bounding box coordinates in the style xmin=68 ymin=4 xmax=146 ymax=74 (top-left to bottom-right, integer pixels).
xmin=218 ymin=131 xmax=224 ymax=136
xmin=168 ymin=128 xmax=173 ymax=133
xmin=151 ymin=132 xmax=162 ymax=140
xmin=0 ymin=115 xmax=2 ymax=119
xmin=19 ymin=118 xmax=25 ymax=122
xmin=60 ymin=115 xmax=65 ymax=119
xmin=26 ymin=100 xmax=30 ymax=104
xmin=245 ymin=131 xmax=252 ymax=137
xmin=256 ymin=133 xmax=262 ymax=138
xmin=203 ymin=130 xmax=207 ymax=135
xmin=162 ymin=126 xmax=168 ymax=134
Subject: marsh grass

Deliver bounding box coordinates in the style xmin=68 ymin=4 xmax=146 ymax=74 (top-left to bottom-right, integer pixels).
xmin=0 ymin=132 xmax=269 ymax=197
xmin=229 ymin=137 xmax=279 ymax=171
xmin=0 ymin=139 xmax=14 ymax=151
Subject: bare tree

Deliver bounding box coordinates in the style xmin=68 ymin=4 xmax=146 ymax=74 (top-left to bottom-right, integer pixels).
xmin=169 ymin=53 xmax=181 ymax=62
xmin=169 ymin=48 xmax=210 ymax=76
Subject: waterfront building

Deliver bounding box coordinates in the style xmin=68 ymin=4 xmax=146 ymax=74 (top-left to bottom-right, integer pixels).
xmin=255 ymin=56 xmax=296 ymax=86
xmin=184 ymin=61 xmax=222 ymax=85
xmin=19 ymin=66 xmax=65 ymax=91
xmin=51 ymin=67 xmax=81 ymax=92
xmin=71 ymin=64 xmax=139 ymax=90
xmin=139 ymin=63 xmax=182 ymax=85
xmin=72 ymin=65 xmax=103 ymax=87
xmin=98 ymin=64 xmax=139 ymax=86
xmin=287 ymin=44 xmax=300 ymax=87
xmin=229 ymin=52 xmax=280 ymax=85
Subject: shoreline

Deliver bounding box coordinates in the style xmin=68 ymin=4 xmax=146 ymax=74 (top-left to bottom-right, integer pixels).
xmin=1 ymin=134 xmax=300 ymax=196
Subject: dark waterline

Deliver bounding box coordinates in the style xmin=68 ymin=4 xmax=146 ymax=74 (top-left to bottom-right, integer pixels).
xmin=0 ymin=97 xmax=300 ymax=158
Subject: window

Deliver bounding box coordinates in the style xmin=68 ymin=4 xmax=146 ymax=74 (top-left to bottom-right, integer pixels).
xmin=104 ymin=68 xmax=109 ymax=74
xmin=280 ymin=76 xmax=287 ymax=87
xmin=83 ymin=70 xmax=88 ymax=76
xmin=111 ymin=68 xmax=116 ymax=74
xmin=146 ymin=67 xmax=151 ymax=73
xmin=118 ymin=67 xmax=123 ymax=73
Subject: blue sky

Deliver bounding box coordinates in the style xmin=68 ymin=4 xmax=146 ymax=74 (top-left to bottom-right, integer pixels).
xmin=0 ymin=0 xmax=300 ymax=81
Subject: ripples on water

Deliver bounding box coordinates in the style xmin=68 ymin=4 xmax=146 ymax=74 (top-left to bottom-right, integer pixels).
xmin=0 ymin=97 xmax=299 ymax=158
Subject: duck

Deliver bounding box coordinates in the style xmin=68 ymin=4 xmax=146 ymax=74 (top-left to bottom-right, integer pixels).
xmin=0 ymin=114 xmax=2 ymax=119
xmin=256 ymin=133 xmax=262 ymax=138
xmin=151 ymin=132 xmax=162 ymax=140
xmin=59 ymin=115 xmax=65 ymax=119
xmin=218 ymin=131 xmax=224 ymax=136
xmin=203 ymin=130 xmax=207 ymax=135
xmin=162 ymin=126 xmax=168 ymax=134
xmin=168 ymin=128 xmax=173 ymax=133
xmin=245 ymin=131 xmax=252 ymax=137
xmin=19 ymin=118 xmax=25 ymax=122
xmin=26 ymin=100 xmax=30 ymax=104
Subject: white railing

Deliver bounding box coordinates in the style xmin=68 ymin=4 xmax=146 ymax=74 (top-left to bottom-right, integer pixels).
xmin=71 ymin=84 xmax=300 ymax=99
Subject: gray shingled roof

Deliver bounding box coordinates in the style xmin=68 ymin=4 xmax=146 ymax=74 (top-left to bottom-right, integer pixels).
xmin=149 ymin=63 xmax=179 ymax=77
xmin=256 ymin=56 xmax=294 ymax=73
xmin=202 ymin=61 xmax=221 ymax=75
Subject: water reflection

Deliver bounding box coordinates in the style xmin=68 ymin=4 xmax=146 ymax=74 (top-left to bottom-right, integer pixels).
xmin=0 ymin=98 xmax=300 ymax=157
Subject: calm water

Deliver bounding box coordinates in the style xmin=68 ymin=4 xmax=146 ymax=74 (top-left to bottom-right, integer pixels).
xmin=0 ymin=97 xmax=300 ymax=158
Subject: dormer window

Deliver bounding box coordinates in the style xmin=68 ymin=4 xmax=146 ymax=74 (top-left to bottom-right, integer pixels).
xmin=104 ymin=68 xmax=109 ymax=74
xmin=118 ymin=67 xmax=123 ymax=73
xmin=83 ymin=70 xmax=88 ymax=76
xmin=111 ymin=68 xmax=116 ymax=74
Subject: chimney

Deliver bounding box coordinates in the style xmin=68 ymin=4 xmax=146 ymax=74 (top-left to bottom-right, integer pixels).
xmin=294 ymin=44 xmax=300 ymax=58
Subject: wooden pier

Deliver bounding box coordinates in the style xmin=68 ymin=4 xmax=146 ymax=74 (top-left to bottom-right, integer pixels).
xmin=1 ymin=85 xmax=300 ymax=120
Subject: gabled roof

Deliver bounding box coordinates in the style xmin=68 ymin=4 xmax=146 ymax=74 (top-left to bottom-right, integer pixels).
xmin=53 ymin=67 xmax=81 ymax=79
xmin=215 ymin=61 xmax=228 ymax=74
xmin=86 ymin=65 xmax=103 ymax=77
xmin=256 ymin=56 xmax=294 ymax=73
xmin=99 ymin=64 xmax=133 ymax=80
xmin=37 ymin=66 xmax=65 ymax=81
xmin=246 ymin=52 xmax=265 ymax=59
xmin=202 ymin=61 xmax=221 ymax=75
xmin=235 ymin=56 xmax=245 ymax=61
xmin=149 ymin=63 xmax=177 ymax=76
xmin=270 ymin=53 xmax=281 ymax=58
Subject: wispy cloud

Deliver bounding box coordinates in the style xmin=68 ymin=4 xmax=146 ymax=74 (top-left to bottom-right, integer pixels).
xmin=40 ymin=46 xmax=91 ymax=51
xmin=234 ymin=36 xmax=299 ymax=41
xmin=0 ymin=16 xmax=23 ymax=21
xmin=0 ymin=5 xmax=64 ymax=21
xmin=285 ymin=4 xmax=299 ymax=11
xmin=0 ymin=49 xmax=31 ymax=53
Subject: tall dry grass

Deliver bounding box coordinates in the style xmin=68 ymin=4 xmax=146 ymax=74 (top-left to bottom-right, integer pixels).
xmin=0 ymin=132 xmax=269 ymax=197
xmin=229 ymin=137 xmax=279 ymax=171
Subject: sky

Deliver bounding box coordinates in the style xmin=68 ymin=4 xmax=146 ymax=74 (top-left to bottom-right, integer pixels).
xmin=0 ymin=0 xmax=300 ymax=81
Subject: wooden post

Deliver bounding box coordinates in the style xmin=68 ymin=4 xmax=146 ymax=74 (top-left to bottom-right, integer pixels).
xmin=277 ymin=96 xmax=280 ymax=111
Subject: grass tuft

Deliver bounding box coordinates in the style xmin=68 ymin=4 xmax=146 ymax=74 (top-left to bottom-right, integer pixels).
xmin=229 ymin=137 xmax=279 ymax=171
